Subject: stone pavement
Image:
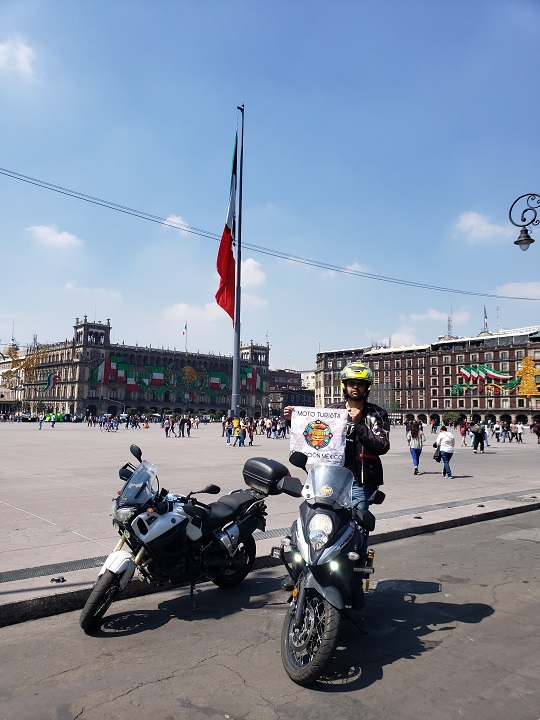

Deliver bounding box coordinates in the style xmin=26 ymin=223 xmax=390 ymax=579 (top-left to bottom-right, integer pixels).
xmin=1 ymin=420 xmax=539 ymax=626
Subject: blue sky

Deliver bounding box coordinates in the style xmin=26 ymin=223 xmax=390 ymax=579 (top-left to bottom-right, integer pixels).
xmin=1 ymin=0 xmax=539 ymax=370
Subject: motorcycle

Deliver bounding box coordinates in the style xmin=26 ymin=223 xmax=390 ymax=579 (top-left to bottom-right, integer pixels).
xmin=80 ymin=444 xmax=289 ymax=632
xmin=273 ymin=452 xmax=385 ymax=685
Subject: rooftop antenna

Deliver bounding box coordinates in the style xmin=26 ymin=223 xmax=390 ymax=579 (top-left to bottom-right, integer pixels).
xmin=447 ymin=309 xmax=453 ymax=338
xmin=496 ymin=306 xmax=500 ymax=333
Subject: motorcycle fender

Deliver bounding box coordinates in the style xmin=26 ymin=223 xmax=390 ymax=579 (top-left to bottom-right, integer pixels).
xmin=98 ymin=550 xmax=136 ymax=590
xmin=305 ymin=569 xmax=344 ymax=610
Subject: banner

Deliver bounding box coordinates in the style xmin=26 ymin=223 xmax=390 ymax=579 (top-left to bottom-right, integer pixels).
xmin=289 ymin=406 xmax=348 ymax=466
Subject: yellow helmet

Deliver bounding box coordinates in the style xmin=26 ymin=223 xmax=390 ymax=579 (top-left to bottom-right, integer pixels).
xmin=340 ymin=362 xmax=373 ymax=395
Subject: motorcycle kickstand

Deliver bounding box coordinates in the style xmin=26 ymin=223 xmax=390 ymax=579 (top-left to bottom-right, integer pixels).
xmin=190 ymin=581 xmax=199 ymax=611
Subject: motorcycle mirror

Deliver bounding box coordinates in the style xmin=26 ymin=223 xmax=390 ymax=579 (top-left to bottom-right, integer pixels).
xmin=369 ymin=489 xmax=386 ymax=505
xmin=130 ymin=444 xmax=142 ymax=462
xmin=277 ymin=476 xmax=303 ymax=498
xmin=289 ymin=451 xmax=308 ymax=473
xmin=201 ymin=484 xmax=221 ymax=495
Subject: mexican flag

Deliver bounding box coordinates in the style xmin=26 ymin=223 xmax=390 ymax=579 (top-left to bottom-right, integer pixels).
xmin=215 ymin=133 xmax=237 ymax=324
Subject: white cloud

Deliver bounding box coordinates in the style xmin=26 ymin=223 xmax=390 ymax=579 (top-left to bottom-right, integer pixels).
xmin=493 ymin=281 xmax=540 ymax=299
xmin=400 ymin=308 xmax=470 ymax=325
xmin=163 ymin=302 xmax=224 ymax=326
xmin=241 ymin=258 xmax=266 ymax=287
xmin=385 ymin=330 xmax=417 ymax=347
xmin=242 ymin=291 xmax=268 ymax=308
xmin=0 ymin=37 xmax=35 ymax=77
xmin=322 ymin=261 xmax=369 ymax=278
xmin=27 ymin=225 xmax=84 ymax=248
xmin=454 ymin=212 xmax=514 ymax=244
xmin=163 ymin=215 xmax=189 ymax=234
xmin=64 ymin=281 xmax=121 ymax=301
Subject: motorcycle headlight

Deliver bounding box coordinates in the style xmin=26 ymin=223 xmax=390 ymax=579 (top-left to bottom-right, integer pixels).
xmin=113 ymin=506 xmax=138 ymax=524
xmin=308 ymin=514 xmax=333 ymax=550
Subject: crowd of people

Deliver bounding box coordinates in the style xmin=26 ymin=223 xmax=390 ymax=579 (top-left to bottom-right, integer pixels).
xmin=219 ymin=415 xmax=290 ymax=446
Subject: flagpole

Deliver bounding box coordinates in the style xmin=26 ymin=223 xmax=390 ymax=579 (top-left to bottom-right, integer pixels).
xmin=231 ymin=104 xmax=244 ymax=417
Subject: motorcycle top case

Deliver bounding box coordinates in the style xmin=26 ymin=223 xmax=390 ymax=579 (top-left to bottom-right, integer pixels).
xmin=242 ymin=457 xmax=289 ymax=496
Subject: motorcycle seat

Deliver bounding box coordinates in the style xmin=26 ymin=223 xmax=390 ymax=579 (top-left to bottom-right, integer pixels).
xmin=203 ymin=492 xmax=257 ymax=532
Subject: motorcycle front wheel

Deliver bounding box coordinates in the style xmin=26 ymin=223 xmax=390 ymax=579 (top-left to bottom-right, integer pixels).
xmin=80 ymin=569 xmax=121 ymax=632
xmin=281 ymin=590 xmax=341 ymax=686
xmin=211 ymin=535 xmax=256 ymax=588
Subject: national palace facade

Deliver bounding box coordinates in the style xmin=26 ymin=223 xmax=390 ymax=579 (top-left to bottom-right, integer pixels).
xmin=0 ymin=317 xmax=270 ymax=419
xmin=315 ymin=326 xmax=540 ymax=425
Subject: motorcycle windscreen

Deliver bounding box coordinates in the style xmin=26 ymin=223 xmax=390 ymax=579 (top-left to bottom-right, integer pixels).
xmin=117 ymin=460 xmax=158 ymax=507
xmin=301 ymin=464 xmax=354 ymax=508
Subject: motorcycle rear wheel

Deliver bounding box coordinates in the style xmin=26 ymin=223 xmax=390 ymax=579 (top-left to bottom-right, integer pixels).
xmin=80 ymin=570 xmax=121 ymax=632
xmin=281 ymin=590 xmax=341 ymax=686
xmin=211 ymin=535 xmax=256 ymax=588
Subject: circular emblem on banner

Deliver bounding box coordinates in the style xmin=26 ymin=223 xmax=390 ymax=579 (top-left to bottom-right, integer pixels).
xmin=321 ymin=484 xmax=333 ymax=498
xmin=303 ymin=420 xmax=333 ymax=449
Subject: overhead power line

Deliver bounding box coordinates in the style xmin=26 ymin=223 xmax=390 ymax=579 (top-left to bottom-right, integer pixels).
xmin=0 ymin=166 xmax=538 ymax=302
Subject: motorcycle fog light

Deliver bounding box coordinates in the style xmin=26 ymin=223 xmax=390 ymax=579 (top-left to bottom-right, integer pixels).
xmin=293 ymin=552 xmax=303 ymax=563
xmin=329 ymin=560 xmax=339 ymax=571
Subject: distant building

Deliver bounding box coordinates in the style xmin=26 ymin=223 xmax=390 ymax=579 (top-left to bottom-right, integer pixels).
xmin=0 ymin=317 xmax=270 ymax=418
xmin=268 ymin=368 xmax=315 ymax=415
xmin=300 ymin=369 xmax=316 ymax=390
xmin=316 ymin=328 xmax=540 ymax=424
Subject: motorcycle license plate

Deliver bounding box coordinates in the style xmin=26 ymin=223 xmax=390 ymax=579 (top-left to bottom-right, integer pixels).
xmin=270 ymin=546 xmax=281 ymax=559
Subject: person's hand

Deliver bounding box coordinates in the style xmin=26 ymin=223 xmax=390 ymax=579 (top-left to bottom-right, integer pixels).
xmin=283 ymin=406 xmax=294 ymax=420
xmin=347 ymin=406 xmax=362 ymax=425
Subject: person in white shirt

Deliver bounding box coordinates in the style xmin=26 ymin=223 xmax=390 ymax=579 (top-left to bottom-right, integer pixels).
xmin=436 ymin=425 xmax=455 ymax=479
xmin=517 ymin=422 xmax=524 ymax=443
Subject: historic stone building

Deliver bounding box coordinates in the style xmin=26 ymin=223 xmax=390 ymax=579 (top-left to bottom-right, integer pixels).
xmin=0 ymin=317 xmax=270 ymax=419
xmin=315 ymin=327 xmax=540 ymax=425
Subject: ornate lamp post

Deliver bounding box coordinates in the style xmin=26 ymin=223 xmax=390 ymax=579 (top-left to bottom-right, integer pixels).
xmin=509 ymin=193 xmax=540 ymax=251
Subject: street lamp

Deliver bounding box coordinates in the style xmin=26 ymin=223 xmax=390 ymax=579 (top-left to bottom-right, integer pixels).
xmin=509 ymin=193 xmax=540 ymax=251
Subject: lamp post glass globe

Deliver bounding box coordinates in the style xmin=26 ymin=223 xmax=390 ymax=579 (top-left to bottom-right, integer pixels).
xmin=514 ymin=227 xmax=535 ymax=252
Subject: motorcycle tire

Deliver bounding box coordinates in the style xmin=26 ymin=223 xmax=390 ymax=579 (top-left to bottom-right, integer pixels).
xmin=211 ymin=535 xmax=256 ymax=589
xmin=281 ymin=590 xmax=341 ymax=686
xmin=80 ymin=570 xmax=121 ymax=632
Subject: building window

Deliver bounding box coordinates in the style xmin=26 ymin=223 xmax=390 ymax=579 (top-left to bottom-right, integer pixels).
xmin=458 ymin=400 xmax=464 ymax=407
xmin=445 ymin=400 xmax=451 ymax=408
xmin=373 ymin=362 xmax=379 ymax=369
xmin=502 ymin=399 xmax=509 ymax=408
xmin=445 ymin=389 xmax=451 ymax=396
xmin=443 ymin=356 xmax=451 ymax=364
xmin=336 ymin=360 xmax=342 ymax=369
xmin=431 ymin=378 xmax=437 ymax=386
xmin=473 ymin=400 xmax=478 ymax=407
xmin=470 ymin=354 xmax=478 ymax=362
xmin=407 ymin=360 xmax=412 ymax=368
xmin=384 ymin=361 xmax=390 ymax=369
xmin=431 ymin=388 xmax=437 ymax=396
xmin=444 ymin=367 xmax=450 ymax=375
xmin=431 ymin=357 xmax=437 ymax=365
xmin=501 ymin=351 xmax=509 ymax=360
xmin=395 ymin=360 xmax=401 ymax=369
xmin=485 ymin=352 xmax=493 ymax=362
xmin=444 ymin=378 xmax=451 ymax=386
xmin=418 ymin=359 xmax=424 ymax=367
xmin=518 ymin=399 xmax=525 ymax=407
xmin=431 ymin=367 xmax=438 ymax=376
xmin=501 ymin=362 xmax=509 ymax=372
xmin=457 ymin=355 xmax=464 ymax=363
xmin=433 ymin=400 xmax=438 ymax=407
xmin=516 ymin=350 xmax=524 ymax=359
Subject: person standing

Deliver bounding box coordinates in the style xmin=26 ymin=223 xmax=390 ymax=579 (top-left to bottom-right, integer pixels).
xmin=50 ymin=413 xmax=56 ymax=428
xmin=459 ymin=422 xmax=468 ymax=446
xmin=492 ymin=421 xmax=501 ymax=442
xmin=406 ymin=421 xmax=425 ymax=475
xmin=517 ymin=422 xmax=524 ymax=443
xmin=163 ymin=416 xmax=171 ymax=438
xmin=509 ymin=421 xmax=518 ymax=443
xmin=471 ymin=423 xmax=485 ymax=453
xmin=436 ymin=425 xmax=455 ymax=479
xmin=38 ymin=414 xmax=44 ymax=429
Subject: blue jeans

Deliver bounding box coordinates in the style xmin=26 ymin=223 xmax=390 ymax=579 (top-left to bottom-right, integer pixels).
xmin=409 ymin=447 xmax=422 ymax=469
xmin=440 ymin=451 xmax=453 ymax=477
xmin=351 ymin=483 xmax=378 ymax=511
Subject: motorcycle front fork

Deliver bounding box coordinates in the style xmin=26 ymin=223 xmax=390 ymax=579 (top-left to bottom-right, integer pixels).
xmin=114 ymin=532 xmax=147 ymax=568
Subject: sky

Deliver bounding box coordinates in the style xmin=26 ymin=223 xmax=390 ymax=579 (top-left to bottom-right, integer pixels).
xmin=1 ymin=0 xmax=540 ymax=370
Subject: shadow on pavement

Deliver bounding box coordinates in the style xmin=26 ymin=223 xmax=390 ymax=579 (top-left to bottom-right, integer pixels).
xmin=90 ymin=570 xmax=284 ymax=637
xmin=311 ymin=579 xmax=494 ymax=692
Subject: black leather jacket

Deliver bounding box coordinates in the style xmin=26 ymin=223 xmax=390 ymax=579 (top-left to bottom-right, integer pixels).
xmin=328 ymin=400 xmax=390 ymax=486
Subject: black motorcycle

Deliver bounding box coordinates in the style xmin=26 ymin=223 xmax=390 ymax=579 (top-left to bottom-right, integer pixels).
xmin=273 ymin=452 xmax=384 ymax=685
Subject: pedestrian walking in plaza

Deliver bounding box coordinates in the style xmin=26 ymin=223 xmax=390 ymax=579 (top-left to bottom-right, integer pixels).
xmin=185 ymin=417 xmax=191 ymax=437
xmin=509 ymin=422 xmax=518 ymax=443
xmin=50 ymin=413 xmax=56 ymax=428
xmin=470 ymin=423 xmax=485 ymax=453
xmin=501 ymin=422 xmax=509 ymax=442
xmin=534 ymin=422 xmax=540 ymax=444
xmin=406 ymin=421 xmax=425 ymax=475
xmin=225 ymin=417 xmax=233 ymax=445
xmin=163 ymin=416 xmax=171 ymax=438
xmin=492 ymin=421 xmax=501 ymax=442
xmin=517 ymin=422 xmax=524 ymax=443
xmin=436 ymin=425 xmax=455 ymax=479
xmin=459 ymin=422 xmax=468 ymax=446
xmin=38 ymin=414 xmax=44 ymax=429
